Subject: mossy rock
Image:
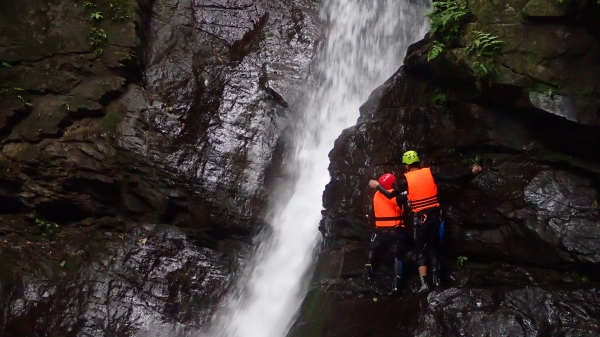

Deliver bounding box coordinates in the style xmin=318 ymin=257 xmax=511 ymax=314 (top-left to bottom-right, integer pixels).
xmin=287 ymin=287 xmax=330 ymax=337
xmin=466 ymin=0 xmax=530 ymax=24
xmin=536 ymin=150 xmax=600 ymax=175
xmin=19 ymin=65 xmax=83 ymax=94
xmin=90 ymin=0 xmax=137 ymax=21
xmin=495 ymin=64 xmax=531 ymax=87
xmin=434 ymin=48 xmax=478 ymax=85
xmin=0 ymin=95 xmax=30 ymax=130
xmin=63 ymin=96 xmax=104 ymax=116
xmin=289 ymin=283 xmax=408 ymax=337
xmin=3 ymin=143 xmax=40 ymax=162
xmin=70 ymin=76 xmax=125 ymax=102
xmin=522 ymin=0 xmax=569 ymax=17
xmin=464 ymin=22 xmax=599 ymax=95
xmin=101 ymin=20 xmax=137 ymax=48
xmin=0 ymin=0 xmax=90 ymax=62
xmin=98 ymin=100 xmax=127 ymax=132
xmin=7 ymin=95 xmax=70 ymax=142
xmin=102 ymin=46 xmax=137 ymax=69
xmin=528 ymin=91 xmax=600 ymax=126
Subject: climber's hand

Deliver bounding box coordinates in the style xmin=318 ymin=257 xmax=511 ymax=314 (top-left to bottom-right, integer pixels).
xmin=368 ymin=180 xmax=380 ymax=188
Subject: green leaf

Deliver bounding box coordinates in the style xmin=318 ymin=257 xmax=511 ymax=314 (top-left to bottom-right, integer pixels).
xmin=427 ymin=41 xmax=445 ymax=62
xmin=90 ymin=11 xmax=103 ymax=20
xmin=60 ymin=260 xmax=66 ymax=267
xmin=425 ymin=0 xmax=470 ymax=43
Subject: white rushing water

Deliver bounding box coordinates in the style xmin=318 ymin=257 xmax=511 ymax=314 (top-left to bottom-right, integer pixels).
xmin=206 ymin=0 xmax=429 ymax=336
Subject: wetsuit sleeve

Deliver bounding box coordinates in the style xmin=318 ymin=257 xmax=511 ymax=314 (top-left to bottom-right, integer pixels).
xmin=395 ymin=191 xmax=408 ymax=208
xmin=376 ymin=185 xmax=399 ymax=198
xmin=376 ymin=178 xmax=409 ymax=205
xmin=431 ymin=170 xmax=476 ymax=183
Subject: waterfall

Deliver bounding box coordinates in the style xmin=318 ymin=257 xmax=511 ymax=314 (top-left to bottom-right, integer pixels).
xmin=206 ymin=0 xmax=429 ymax=336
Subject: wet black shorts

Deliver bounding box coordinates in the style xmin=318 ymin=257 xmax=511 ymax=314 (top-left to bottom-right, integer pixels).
xmin=370 ymin=226 xmax=405 ymax=259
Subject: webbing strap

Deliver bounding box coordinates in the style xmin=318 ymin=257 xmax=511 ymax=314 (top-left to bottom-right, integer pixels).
xmin=411 ymin=195 xmax=438 ymax=205
xmin=374 ymin=216 xmax=403 ymax=221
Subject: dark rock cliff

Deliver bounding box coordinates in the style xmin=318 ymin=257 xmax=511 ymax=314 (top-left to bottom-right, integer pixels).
xmin=291 ymin=0 xmax=600 ymax=336
xmin=0 ymin=0 xmax=321 ymax=334
xmin=2 ymin=0 xmax=600 ymax=335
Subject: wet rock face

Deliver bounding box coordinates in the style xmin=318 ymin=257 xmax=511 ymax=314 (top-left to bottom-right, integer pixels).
xmin=521 ymin=170 xmax=600 ymax=263
xmin=322 ymin=69 xmax=600 ymax=268
xmin=117 ymin=0 xmax=321 ymax=229
xmin=0 ymin=0 xmax=322 ymax=233
xmin=0 ymin=0 xmax=322 ymax=334
xmin=321 ymin=0 xmax=600 ymax=269
xmin=300 ymin=0 xmax=600 ymax=336
xmin=291 ymin=262 xmax=600 ymax=337
xmin=0 ymin=217 xmax=228 ymax=336
xmin=414 ymin=286 xmax=600 ymax=337
xmin=0 ymin=0 xmax=145 ymax=223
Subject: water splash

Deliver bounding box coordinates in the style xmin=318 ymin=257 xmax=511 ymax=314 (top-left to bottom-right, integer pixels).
xmin=206 ymin=0 xmax=429 ymax=336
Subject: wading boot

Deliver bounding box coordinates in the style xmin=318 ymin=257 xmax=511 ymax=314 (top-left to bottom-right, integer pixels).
xmin=416 ymin=276 xmax=430 ymax=295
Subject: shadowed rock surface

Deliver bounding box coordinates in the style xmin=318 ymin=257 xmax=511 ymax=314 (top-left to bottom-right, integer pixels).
xmin=0 ymin=217 xmax=228 ymax=336
xmin=290 ymin=263 xmax=600 ymax=337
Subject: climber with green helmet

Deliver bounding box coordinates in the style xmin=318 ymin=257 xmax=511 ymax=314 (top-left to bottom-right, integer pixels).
xmin=369 ymin=150 xmax=482 ymax=295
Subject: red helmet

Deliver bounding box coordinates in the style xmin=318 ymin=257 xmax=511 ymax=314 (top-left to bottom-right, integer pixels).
xmin=378 ymin=173 xmax=396 ymax=190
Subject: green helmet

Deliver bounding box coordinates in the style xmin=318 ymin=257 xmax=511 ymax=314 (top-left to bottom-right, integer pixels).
xmin=402 ymin=150 xmax=420 ymax=165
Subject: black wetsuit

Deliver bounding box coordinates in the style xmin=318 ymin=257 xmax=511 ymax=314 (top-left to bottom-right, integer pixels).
xmin=376 ymin=170 xmax=475 ymax=206
xmin=365 ymin=191 xmax=408 ymax=281
xmin=366 ymin=191 xmax=408 ymax=263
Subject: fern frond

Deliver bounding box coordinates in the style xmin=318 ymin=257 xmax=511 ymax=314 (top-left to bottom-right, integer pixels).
xmin=427 ymin=41 xmax=446 ymax=62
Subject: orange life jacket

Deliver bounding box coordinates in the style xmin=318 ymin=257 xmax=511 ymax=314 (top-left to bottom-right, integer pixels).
xmin=373 ymin=189 xmax=403 ymax=227
xmin=405 ymin=167 xmax=440 ymax=213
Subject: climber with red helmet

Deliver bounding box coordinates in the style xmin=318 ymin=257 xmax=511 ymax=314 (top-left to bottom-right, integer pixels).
xmin=369 ymin=150 xmax=482 ymax=295
xmin=363 ymin=173 xmax=407 ymax=294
